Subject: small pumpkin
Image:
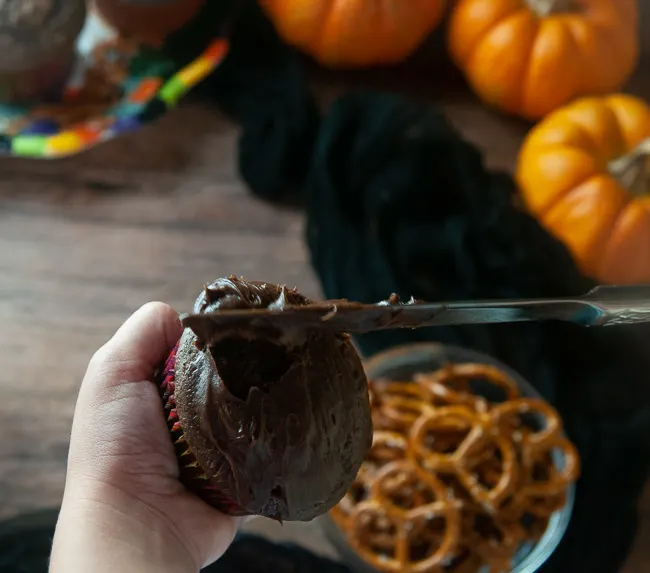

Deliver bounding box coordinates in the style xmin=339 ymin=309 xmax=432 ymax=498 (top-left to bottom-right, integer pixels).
xmin=448 ymin=0 xmax=639 ymax=120
xmin=516 ymin=94 xmax=650 ymax=285
xmin=260 ymin=0 xmax=446 ymax=68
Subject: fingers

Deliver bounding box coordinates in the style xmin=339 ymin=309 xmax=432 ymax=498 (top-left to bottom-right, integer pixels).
xmin=85 ymin=301 xmax=183 ymax=389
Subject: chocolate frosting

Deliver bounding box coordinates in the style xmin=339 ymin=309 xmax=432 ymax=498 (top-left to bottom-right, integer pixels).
xmin=174 ymin=276 xmax=373 ymax=522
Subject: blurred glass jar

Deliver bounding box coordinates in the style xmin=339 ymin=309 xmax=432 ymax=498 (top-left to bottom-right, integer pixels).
xmin=94 ymin=0 xmax=206 ymax=47
xmin=0 ymin=0 xmax=87 ymax=104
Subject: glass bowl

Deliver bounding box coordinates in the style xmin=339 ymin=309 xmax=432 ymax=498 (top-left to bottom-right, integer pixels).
xmin=319 ymin=342 xmax=575 ymax=573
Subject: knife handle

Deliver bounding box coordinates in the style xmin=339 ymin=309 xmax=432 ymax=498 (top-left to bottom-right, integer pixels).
xmin=584 ymin=285 xmax=650 ymax=326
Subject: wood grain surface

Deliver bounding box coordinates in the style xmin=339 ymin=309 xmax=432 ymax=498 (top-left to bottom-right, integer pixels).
xmin=1 ymin=5 xmax=649 ymax=571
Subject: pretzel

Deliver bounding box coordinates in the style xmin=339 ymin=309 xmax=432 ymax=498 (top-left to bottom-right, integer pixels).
xmin=416 ymin=363 xmax=520 ymax=411
xmin=370 ymin=381 xmax=434 ymax=432
xmin=371 ymin=379 xmax=430 ymax=401
xmin=415 ymin=376 xmax=489 ymax=414
xmin=367 ymin=431 xmax=409 ymax=467
xmin=519 ymin=435 xmax=581 ymax=498
xmin=331 ymin=431 xmax=408 ymax=527
xmin=332 ymin=360 xmax=580 ymax=573
xmin=370 ymin=460 xmax=453 ymax=515
xmin=489 ymin=398 xmax=562 ymax=449
xmin=461 ymin=504 xmax=524 ymax=563
xmin=524 ymin=492 xmax=567 ymax=519
xmin=375 ymin=395 xmax=435 ymax=432
xmin=348 ymin=494 xmax=461 ymax=573
xmin=409 ymin=406 xmax=518 ymax=513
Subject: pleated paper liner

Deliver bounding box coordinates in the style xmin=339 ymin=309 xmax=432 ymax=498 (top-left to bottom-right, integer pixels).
xmin=158 ymin=341 xmax=243 ymax=516
xmin=0 ymin=11 xmax=228 ymax=159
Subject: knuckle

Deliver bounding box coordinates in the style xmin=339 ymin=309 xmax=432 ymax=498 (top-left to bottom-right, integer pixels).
xmin=139 ymin=300 xmax=172 ymax=318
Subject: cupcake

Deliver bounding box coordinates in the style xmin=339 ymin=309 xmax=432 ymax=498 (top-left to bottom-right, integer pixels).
xmin=158 ymin=277 xmax=373 ymax=522
xmin=94 ymin=0 xmax=206 ymax=47
xmin=0 ymin=0 xmax=87 ymax=104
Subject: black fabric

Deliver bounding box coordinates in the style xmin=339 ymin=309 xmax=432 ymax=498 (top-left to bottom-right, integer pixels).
xmin=204 ymin=533 xmax=352 ymax=573
xmin=208 ymin=5 xmax=318 ymax=203
xmin=0 ymin=511 xmax=58 ymax=573
xmin=171 ymin=0 xmax=319 ymax=202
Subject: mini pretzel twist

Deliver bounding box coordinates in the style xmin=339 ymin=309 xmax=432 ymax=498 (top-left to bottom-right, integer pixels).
xmin=519 ymin=435 xmax=581 ymax=498
xmin=489 ymin=398 xmax=562 ymax=449
xmin=348 ymin=492 xmax=462 ymax=573
xmin=371 ymin=381 xmax=434 ymax=432
xmin=331 ymin=431 xmax=408 ymax=528
xmin=409 ymin=406 xmax=518 ymax=513
xmin=416 ymin=363 xmax=520 ymax=414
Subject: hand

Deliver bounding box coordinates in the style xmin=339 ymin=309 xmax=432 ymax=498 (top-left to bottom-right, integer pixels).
xmin=50 ymin=302 xmax=239 ymax=573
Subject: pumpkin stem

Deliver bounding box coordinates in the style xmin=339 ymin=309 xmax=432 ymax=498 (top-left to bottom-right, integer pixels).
xmin=608 ymin=138 xmax=650 ymax=197
xmin=526 ymin=0 xmax=577 ymax=16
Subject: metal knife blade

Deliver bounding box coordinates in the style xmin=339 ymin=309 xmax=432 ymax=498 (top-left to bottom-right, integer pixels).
xmin=179 ymin=285 xmax=650 ymax=335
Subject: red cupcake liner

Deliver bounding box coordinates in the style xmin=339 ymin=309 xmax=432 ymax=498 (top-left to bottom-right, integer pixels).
xmin=158 ymin=340 xmax=242 ymax=515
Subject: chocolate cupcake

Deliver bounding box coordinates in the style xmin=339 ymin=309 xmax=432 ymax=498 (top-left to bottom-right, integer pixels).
xmin=158 ymin=277 xmax=373 ymax=522
xmin=0 ymin=0 xmax=87 ymax=104
xmin=94 ymin=0 xmax=206 ymax=47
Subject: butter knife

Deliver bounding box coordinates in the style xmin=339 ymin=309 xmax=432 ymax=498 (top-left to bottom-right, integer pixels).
xmin=180 ymin=285 xmax=650 ymax=335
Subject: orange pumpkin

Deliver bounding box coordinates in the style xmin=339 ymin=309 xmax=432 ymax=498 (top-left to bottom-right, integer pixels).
xmin=516 ymin=94 xmax=650 ymax=285
xmin=260 ymin=0 xmax=446 ymax=68
xmin=448 ymin=0 xmax=639 ymax=120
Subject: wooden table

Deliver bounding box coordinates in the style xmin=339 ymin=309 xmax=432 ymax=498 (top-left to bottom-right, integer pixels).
xmin=1 ymin=6 xmax=649 ymax=571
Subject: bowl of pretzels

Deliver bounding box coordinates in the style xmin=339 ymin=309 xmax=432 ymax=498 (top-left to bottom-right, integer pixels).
xmin=323 ymin=343 xmax=580 ymax=573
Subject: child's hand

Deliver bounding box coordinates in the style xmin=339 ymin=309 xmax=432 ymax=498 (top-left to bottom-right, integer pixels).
xmin=50 ymin=302 xmax=239 ymax=573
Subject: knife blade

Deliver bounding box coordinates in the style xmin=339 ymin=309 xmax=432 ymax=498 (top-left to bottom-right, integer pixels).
xmin=179 ymin=285 xmax=650 ymax=335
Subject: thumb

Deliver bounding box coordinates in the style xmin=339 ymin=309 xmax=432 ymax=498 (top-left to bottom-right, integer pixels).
xmin=68 ymin=302 xmax=183 ymax=479
xmin=82 ymin=301 xmax=183 ymax=399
